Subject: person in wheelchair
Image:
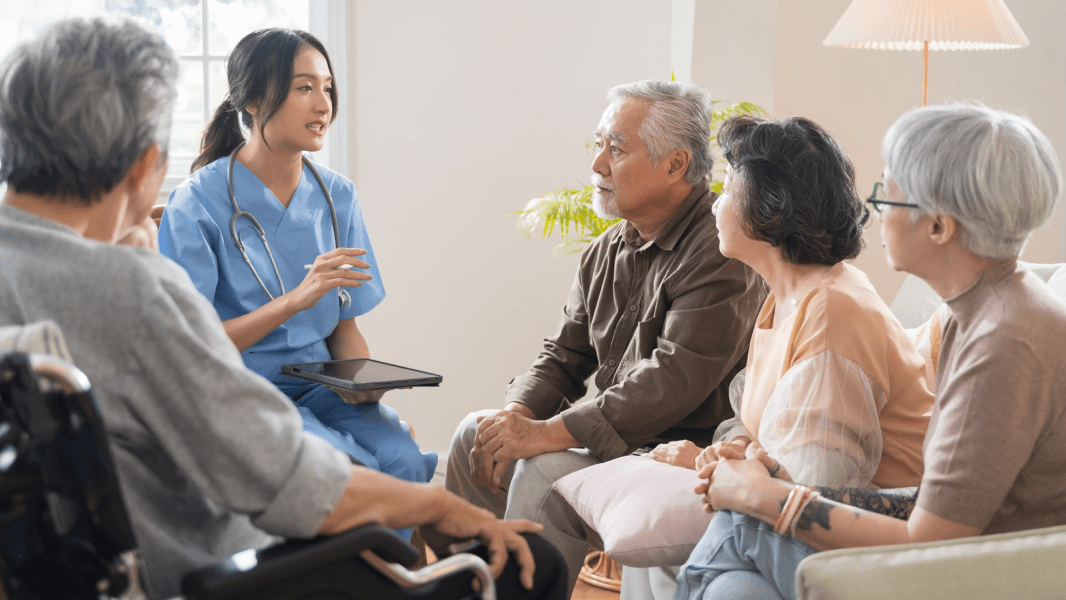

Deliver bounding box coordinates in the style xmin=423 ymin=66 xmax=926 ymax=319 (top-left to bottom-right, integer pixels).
xmin=0 ymin=18 xmax=565 ymax=600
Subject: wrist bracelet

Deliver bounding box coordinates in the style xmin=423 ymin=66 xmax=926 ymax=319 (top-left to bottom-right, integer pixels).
xmin=789 ymin=489 xmax=821 ymax=537
xmin=774 ymin=485 xmax=805 ymax=535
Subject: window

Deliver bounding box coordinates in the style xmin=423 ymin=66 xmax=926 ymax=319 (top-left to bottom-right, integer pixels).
xmin=0 ymin=0 xmax=347 ymax=197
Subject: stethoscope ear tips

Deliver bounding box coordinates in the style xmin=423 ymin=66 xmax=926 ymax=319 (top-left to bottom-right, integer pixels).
xmin=339 ymin=289 xmax=352 ymax=311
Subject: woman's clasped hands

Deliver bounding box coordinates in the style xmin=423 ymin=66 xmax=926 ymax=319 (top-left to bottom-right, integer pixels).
xmin=694 ymin=441 xmax=792 ymax=513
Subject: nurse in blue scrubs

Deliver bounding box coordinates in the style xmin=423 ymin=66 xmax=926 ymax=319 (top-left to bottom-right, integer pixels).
xmin=159 ymin=28 xmax=436 ymax=489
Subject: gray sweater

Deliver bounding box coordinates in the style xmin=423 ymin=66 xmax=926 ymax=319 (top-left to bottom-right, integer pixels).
xmin=0 ymin=205 xmax=351 ymax=599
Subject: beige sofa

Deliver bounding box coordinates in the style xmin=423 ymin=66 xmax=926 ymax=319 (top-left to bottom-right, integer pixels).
xmin=795 ymin=262 xmax=1066 ymax=600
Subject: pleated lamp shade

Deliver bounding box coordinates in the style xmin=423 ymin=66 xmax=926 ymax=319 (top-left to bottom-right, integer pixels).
xmin=824 ymin=0 xmax=1029 ymax=51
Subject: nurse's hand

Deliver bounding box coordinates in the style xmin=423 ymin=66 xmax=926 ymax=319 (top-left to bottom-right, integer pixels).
xmin=328 ymin=386 xmax=386 ymax=405
xmin=290 ymin=247 xmax=373 ymax=312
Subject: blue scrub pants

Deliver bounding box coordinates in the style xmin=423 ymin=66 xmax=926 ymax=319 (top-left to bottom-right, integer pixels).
xmin=272 ymin=375 xmax=438 ymax=483
xmin=673 ymin=510 xmax=818 ymax=600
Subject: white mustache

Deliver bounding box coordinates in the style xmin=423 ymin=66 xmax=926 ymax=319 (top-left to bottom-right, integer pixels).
xmin=591 ymin=175 xmax=613 ymax=192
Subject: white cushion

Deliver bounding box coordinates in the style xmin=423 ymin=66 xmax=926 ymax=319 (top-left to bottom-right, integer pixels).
xmin=552 ymin=455 xmax=713 ymax=567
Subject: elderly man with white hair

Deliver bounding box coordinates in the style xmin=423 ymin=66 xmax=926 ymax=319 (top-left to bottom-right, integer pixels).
xmin=677 ymin=103 xmax=1066 ymax=600
xmin=444 ymin=80 xmax=767 ymax=594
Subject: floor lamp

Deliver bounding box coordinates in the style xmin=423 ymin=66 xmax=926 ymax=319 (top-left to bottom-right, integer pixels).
xmin=823 ymin=0 xmax=1029 ymax=106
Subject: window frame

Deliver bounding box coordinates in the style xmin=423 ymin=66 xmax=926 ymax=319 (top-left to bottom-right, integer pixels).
xmin=158 ymin=0 xmax=348 ymax=198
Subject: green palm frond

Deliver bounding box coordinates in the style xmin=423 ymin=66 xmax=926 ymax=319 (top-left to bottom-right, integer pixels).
xmin=515 ymin=98 xmax=765 ymax=256
xmin=513 ymin=186 xmax=620 ymax=255
xmin=710 ymin=100 xmax=766 ymax=133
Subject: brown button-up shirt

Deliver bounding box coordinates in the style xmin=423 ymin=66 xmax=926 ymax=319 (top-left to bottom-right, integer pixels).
xmin=507 ymin=182 xmax=766 ymax=461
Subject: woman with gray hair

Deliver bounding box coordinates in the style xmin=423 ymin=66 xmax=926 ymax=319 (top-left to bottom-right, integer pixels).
xmin=676 ymin=103 xmax=1066 ymax=600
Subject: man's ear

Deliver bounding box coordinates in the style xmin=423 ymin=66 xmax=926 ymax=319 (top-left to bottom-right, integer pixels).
xmin=928 ymin=213 xmax=959 ymax=247
xmin=125 ymin=144 xmax=162 ymax=196
xmin=667 ymin=148 xmax=690 ymax=182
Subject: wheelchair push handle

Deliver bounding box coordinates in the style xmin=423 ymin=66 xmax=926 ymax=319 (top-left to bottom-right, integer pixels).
xmin=360 ymin=549 xmax=496 ymax=600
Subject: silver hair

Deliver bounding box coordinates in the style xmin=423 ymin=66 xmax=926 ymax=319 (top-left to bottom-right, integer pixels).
xmin=606 ymin=80 xmax=713 ymax=185
xmin=881 ymin=103 xmax=1062 ymax=260
xmin=0 ymin=18 xmax=179 ymax=203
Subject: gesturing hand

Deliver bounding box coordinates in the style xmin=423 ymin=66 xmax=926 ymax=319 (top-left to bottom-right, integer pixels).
xmin=288 ymin=247 xmax=372 ymax=312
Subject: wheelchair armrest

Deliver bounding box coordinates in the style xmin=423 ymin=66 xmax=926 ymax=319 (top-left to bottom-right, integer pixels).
xmin=181 ymin=524 xmax=420 ymax=600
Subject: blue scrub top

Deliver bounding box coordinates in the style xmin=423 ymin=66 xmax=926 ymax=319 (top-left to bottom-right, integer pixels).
xmin=159 ymin=157 xmax=386 ymax=379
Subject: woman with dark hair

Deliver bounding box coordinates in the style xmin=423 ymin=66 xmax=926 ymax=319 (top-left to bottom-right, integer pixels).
xmin=159 ymin=29 xmax=436 ymax=494
xmin=652 ymin=115 xmax=932 ymax=489
xmin=632 ymin=115 xmax=934 ymax=599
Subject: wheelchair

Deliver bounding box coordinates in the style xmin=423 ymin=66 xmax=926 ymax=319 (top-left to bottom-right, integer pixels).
xmin=0 ymin=350 xmax=497 ymax=600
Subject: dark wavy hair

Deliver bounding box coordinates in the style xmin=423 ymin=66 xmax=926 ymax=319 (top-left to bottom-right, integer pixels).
xmin=718 ymin=115 xmax=868 ymax=265
xmin=191 ymin=28 xmax=336 ymax=172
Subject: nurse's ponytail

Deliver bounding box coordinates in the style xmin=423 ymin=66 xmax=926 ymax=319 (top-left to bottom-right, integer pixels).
xmin=190 ymin=28 xmax=336 ymax=173
xmin=192 ymin=97 xmax=245 ymax=172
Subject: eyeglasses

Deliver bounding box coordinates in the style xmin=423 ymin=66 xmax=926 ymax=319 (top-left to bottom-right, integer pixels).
xmin=866 ymin=182 xmax=921 ymax=213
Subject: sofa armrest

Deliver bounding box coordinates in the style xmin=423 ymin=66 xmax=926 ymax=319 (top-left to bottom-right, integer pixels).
xmin=795 ymin=524 xmax=1066 ymax=600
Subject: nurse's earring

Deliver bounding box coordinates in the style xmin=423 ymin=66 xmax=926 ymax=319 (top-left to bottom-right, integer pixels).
xmin=339 ymin=289 xmax=352 ymax=311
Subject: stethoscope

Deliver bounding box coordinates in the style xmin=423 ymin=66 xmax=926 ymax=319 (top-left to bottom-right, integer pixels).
xmin=226 ymin=142 xmax=352 ymax=311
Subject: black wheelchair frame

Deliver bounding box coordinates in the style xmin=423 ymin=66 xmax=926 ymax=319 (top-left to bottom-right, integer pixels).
xmin=0 ymin=352 xmax=495 ymax=600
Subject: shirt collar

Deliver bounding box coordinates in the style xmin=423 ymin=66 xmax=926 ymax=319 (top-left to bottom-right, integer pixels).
xmin=0 ymin=204 xmax=81 ymax=238
xmin=620 ymin=180 xmax=711 ymax=252
xmin=943 ymin=258 xmax=1020 ymax=308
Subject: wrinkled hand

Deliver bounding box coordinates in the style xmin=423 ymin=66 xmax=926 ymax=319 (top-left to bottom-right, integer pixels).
xmin=646 ymin=440 xmax=701 ymax=470
xmin=117 ymin=215 xmax=159 ymax=250
xmin=289 ymin=247 xmax=373 ymax=312
xmin=695 ymin=442 xmax=778 ymax=513
xmin=420 ymin=496 xmax=543 ymax=590
xmin=469 ymin=410 xmax=507 ymax=493
xmin=470 ymin=409 xmax=547 ymax=492
xmin=328 ymin=386 xmax=386 ymax=405
xmin=693 ymin=438 xmax=751 ymax=480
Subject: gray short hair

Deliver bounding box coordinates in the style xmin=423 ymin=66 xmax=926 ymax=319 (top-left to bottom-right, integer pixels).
xmin=0 ymin=18 xmax=178 ymax=203
xmin=606 ymin=80 xmax=713 ymax=185
xmin=882 ymin=103 xmax=1062 ymax=260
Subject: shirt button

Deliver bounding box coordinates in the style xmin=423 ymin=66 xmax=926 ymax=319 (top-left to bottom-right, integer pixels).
xmin=629 ymin=305 xmax=638 ymax=312
xmin=608 ymin=359 xmax=617 ymax=366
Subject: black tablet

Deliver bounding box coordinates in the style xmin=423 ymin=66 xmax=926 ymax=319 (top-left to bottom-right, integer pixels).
xmin=280 ymin=359 xmax=442 ymax=391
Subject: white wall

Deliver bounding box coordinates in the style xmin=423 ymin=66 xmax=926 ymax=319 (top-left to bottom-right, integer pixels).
xmin=688 ymin=0 xmax=1066 ymax=301
xmin=689 ymin=0 xmax=778 ymax=111
xmin=348 ymin=1 xmax=672 ymax=457
xmin=771 ymin=0 xmax=1066 ymax=301
xmin=346 ymin=0 xmax=1066 ymax=458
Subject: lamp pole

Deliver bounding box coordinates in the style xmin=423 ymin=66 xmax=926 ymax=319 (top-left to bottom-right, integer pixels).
xmin=922 ymin=40 xmax=929 ymax=106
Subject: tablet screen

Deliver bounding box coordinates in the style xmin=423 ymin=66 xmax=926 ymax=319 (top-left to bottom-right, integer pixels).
xmin=282 ymin=359 xmax=441 ymax=390
xmin=304 ymin=360 xmax=430 ymax=384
